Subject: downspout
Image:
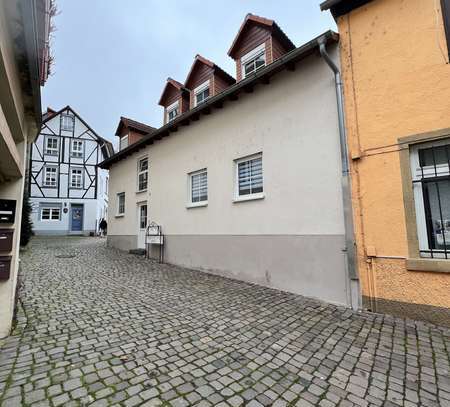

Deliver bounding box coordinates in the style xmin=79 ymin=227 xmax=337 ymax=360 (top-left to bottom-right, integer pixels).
xmin=318 ymin=38 xmax=360 ymax=309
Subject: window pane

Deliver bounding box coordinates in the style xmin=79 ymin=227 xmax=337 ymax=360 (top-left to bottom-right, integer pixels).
xmin=191 ymin=171 xmax=207 ymax=202
xmin=140 ymin=205 xmax=147 ymax=229
xmin=139 ymin=158 xmax=148 ymax=172
xmin=419 ymin=145 xmax=450 ymax=167
xmin=423 ymin=180 xmax=450 ymax=250
xmin=138 ymin=172 xmax=148 ymax=190
xmin=238 ymin=157 xmax=263 ymax=196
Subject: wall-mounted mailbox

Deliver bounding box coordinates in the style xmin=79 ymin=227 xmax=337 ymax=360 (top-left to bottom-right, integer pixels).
xmin=0 ymin=200 xmax=16 ymax=224
xmin=0 ymin=256 xmax=11 ymax=281
xmin=0 ymin=229 xmax=13 ymax=252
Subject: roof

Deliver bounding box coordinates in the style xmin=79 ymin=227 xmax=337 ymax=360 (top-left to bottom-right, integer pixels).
xmin=228 ymin=13 xmax=295 ymax=58
xmin=184 ymin=54 xmax=235 ymax=88
xmin=99 ymin=30 xmax=338 ymax=170
xmin=115 ymin=116 xmax=157 ymax=136
xmin=42 ymin=105 xmax=115 ymax=158
xmin=320 ymin=0 xmax=374 ymax=18
xmin=158 ymin=78 xmax=188 ymax=106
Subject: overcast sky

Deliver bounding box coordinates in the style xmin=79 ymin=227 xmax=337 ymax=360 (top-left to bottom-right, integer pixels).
xmin=42 ymin=1 xmax=336 ymax=148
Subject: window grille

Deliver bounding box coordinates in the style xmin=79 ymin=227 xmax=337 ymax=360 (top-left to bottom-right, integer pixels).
xmin=412 ymin=142 xmax=450 ymax=258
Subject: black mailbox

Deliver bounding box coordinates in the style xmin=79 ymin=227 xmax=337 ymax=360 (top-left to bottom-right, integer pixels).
xmin=0 ymin=256 xmax=11 ymax=281
xmin=0 ymin=200 xmax=16 ymax=224
xmin=0 ymin=229 xmax=13 ymax=252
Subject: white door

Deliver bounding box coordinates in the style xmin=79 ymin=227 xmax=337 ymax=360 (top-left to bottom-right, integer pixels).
xmin=137 ymin=202 xmax=147 ymax=249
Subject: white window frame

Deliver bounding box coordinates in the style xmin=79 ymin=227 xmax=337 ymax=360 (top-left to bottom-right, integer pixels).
xmin=116 ymin=192 xmax=125 ymax=216
xmin=44 ymin=136 xmax=59 ymax=155
xmin=187 ymin=169 xmax=208 ymax=208
xmin=120 ymin=134 xmax=129 ymax=151
xmin=411 ymin=138 xmax=450 ymax=258
xmin=137 ymin=156 xmax=149 ymax=192
xmin=241 ymin=43 xmax=266 ymax=79
xmin=70 ymin=139 xmax=84 ymax=158
xmin=70 ymin=167 xmax=84 ymax=189
xmin=43 ymin=166 xmax=58 ymax=188
xmin=166 ymin=101 xmax=179 ymax=122
xmin=194 ymin=81 xmax=210 ymax=107
xmin=234 ymin=153 xmax=264 ymax=202
xmin=41 ymin=207 xmax=61 ymax=221
xmin=61 ymin=114 xmax=75 ymax=131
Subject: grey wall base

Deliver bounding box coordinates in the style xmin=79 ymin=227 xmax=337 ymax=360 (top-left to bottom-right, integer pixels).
xmin=145 ymin=234 xmax=349 ymax=306
xmin=107 ymin=235 xmax=137 ymax=252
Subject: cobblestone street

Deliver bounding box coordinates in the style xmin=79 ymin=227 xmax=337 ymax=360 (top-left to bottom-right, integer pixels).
xmin=0 ymin=237 xmax=449 ymax=406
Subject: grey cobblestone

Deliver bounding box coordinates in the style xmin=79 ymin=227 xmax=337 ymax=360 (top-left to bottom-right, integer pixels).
xmin=0 ymin=236 xmax=449 ymax=406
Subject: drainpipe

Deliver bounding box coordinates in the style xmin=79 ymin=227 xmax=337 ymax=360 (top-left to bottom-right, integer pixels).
xmin=318 ymin=38 xmax=360 ymax=310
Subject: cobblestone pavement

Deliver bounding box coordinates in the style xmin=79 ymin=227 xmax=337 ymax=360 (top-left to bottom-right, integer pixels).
xmin=0 ymin=237 xmax=450 ymax=407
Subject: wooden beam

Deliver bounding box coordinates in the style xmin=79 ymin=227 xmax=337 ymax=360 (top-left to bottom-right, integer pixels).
xmin=244 ymin=85 xmax=254 ymax=93
xmin=228 ymin=94 xmax=239 ymax=101
xmin=286 ymin=62 xmax=296 ymax=71
xmin=260 ymin=76 xmax=270 ymax=85
xmin=203 ymin=107 xmax=211 ymax=115
xmin=191 ymin=113 xmax=200 ymax=121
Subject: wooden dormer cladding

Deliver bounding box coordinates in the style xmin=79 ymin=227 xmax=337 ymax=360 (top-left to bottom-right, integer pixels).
xmin=228 ymin=14 xmax=295 ymax=81
xmin=158 ymin=78 xmax=190 ymax=124
xmin=184 ymin=55 xmax=235 ymax=109
xmin=115 ymin=117 xmax=156 ymax=151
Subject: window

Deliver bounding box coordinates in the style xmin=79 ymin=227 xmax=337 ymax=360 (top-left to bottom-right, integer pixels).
xmin=117 ymin=192 xmax=125 ymax=215
xmin=139 ymin=204 xmax=147 ymax=229
xmin=120 ymin=135 xmax=129 ymax=151
xmin=41 ymin=207 xmax=61 ymax=221
xmin=241 ymin=43 xmax=266 ymax=78
xmin=194 ymin=81 xmax=210 ymax=107
xmin=71 ymin=139 xmax=84 ymax=158
xmin=43 ymin=166 xmax=58 ymax=187
xmin=137 ymin=157 xmax=148 ymax=192
xmin=411 ymin=140 xmax=450 ymax=258
xmin=189 ymin=169 xmax=208 ymax=206
xmin=44 ymin=136 xmax=59 ymax=155
xmin=70 ymin=168 xmax=83 ymax=189
xmin=235 ymin=153 xmax=263 ymax=200
xmin=167 ymin=102 xmax=179 ymax=122
xmin=61 ymin=114 xmax=75 ymax=131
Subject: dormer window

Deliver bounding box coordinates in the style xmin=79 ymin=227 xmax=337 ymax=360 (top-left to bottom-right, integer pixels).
xmin=194 ymin=81 xmax=210 ymax=107
xmin=241 ymin=43 xmax=266 ymax=78
xmin=167 ymin=101 xmax=179 ymax=122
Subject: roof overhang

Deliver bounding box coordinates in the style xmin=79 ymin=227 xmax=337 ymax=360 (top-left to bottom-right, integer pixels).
xmin=99 ymin=30 xmax=338 ymax=170
xmin=320 ymin=0 xmax=374 ymax=19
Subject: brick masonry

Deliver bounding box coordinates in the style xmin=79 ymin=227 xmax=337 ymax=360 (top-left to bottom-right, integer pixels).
xmin=0 ymin=236 xmax=449 ymax=406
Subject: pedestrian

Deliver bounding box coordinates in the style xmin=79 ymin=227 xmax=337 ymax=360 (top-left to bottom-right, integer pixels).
xmin=99 ymin=218 xmax=107 ymax=237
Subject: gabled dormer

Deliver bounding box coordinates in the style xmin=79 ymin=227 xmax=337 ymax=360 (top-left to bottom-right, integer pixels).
xmin=184 ymin=55 xmax=235 ymax=109
xmin=228 ymin=14 xmax=295 ymax=81
xmin=158 ymin=78 xmax=190 ymax=124
xmin=115 ymin=117 xmax=156 ymax=151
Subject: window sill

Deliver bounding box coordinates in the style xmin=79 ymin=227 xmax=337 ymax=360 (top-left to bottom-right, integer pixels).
xmin=233 ymin=193 xmax=265 ymax=203
xmin=136 ymin=189 xmax=147 ymax=194
xmin=406 ymin=258 xmax=450 ymax=273
xmin=115 ymin=214 xmax=125 ymax=218
xmin=186 ymin=201 xmax=208 ymax=209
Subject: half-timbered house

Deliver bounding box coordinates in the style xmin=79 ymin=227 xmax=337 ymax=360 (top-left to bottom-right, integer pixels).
xmin=29 ymin=106 xmax=114 ymax=235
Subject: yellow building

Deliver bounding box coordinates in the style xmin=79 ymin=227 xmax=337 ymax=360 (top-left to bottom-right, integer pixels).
xmin=321 ymin=0 xmax=450 ymax=325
